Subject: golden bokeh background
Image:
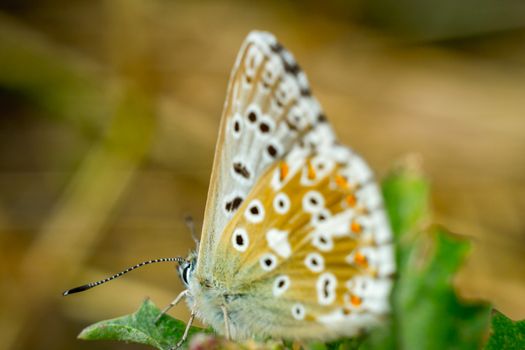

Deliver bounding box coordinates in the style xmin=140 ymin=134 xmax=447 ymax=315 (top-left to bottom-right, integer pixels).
xmin=0 ymin=1 xmax=524 ymax=349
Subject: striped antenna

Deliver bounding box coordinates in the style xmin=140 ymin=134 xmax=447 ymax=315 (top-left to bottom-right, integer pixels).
xmin=62 ymin=257 xmax=185 ymax=296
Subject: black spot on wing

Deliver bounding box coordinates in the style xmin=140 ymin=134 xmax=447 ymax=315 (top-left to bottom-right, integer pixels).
xmin=323 ymin=279 xmax=330 ymax=298
xmin=317 ymin=113 xmax=327 ymax=123
xmin=283 ymin=59 xmax=301 ymax=76
xmin=267 ymin=144 xmax=278 ymax=158
xmin=233 ymin=162 xmax=251 ymax=179
xmin=270 ymin=41 xmax=284 ymax=53
xmin=300 ymin=87 xmax=312 ymax=97
xmin=225 ymin=196 xmax=243 ymax=213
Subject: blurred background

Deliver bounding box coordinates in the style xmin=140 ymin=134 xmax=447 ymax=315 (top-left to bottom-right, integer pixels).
xmin=0 ymin=0 xmax=524 ymax=349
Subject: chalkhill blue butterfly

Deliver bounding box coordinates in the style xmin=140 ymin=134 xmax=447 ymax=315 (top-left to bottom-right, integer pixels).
xmin=64 ymin=31 xmax=395 ymax=348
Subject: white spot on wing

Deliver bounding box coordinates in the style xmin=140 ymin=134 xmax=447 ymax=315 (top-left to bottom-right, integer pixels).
xmin=302 ymin=191 xmax=324 ymax=213
xmin=317 ymin=272 xmax=337 ymax=305
xmin=231 ymin=228 xmax=249 ymax=252
xmin=273 ymin=275 xmax=290 ymax=297
xmin=371 ymin=210 xmax=393 ymax=244
xmin=291 ymin=303 xmax=305 ymax=320
xmin=273 ymin=192 xmax=291 ymax=214
xmin=259 ymin=253 xmax=278 ymax=271
xmin=244 ymin=199 xmax=265 ymax=223
xmin=244 ymin=45 xmax=263 ymax=78
xmin=357 ymin=182 xmax=382 ymax=210
xmin=311 ymin=233 xmax=334 ymax=252
xmin=311 ymin=208 xmax=331 ymax=226
xmin=305 ymin=252 xmax=325 ymax=273
xmin=266 ymin=229 xmax=291 ymax=258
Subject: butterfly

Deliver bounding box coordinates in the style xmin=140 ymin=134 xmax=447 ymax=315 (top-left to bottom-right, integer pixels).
xmin=64 ymin=31 xmax=395 ymax=348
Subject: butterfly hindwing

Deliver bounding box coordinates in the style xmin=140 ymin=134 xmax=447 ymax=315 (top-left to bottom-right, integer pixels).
xmin=212 ymin=128 xmax=394 ymax=339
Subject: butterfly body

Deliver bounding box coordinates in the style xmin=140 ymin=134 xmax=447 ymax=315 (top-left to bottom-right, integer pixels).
xmin=181 ymin=31 xmax=395 ymax=343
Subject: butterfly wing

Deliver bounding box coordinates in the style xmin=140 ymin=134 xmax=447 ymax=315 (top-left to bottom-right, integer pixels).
xmin=212 ymin=130 xmax=394 ymax=340
xmin=197 ymin=31 xmax=328 ymax=277
xmin=195 ymin=31 xmax=394 ymax=340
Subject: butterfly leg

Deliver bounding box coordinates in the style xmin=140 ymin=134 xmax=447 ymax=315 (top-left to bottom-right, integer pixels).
xmin=171 ymin=310 xmax=196 ymax=350
xmin=154 ymin=289 xmax=188 ymax=324
xmin=221 ymin=305 xmax=231 ymax=340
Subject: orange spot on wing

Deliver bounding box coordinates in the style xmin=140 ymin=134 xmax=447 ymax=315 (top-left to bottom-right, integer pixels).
xmin=335 ymin=175 xmax=349 ymax=189
xmin=351 ymin=220 xmax=362 ymax=234
xmin=350 ymin=294 xmax=362 ymax=307
xmin=307 ymin=161 xmax=316 ymax=180
xmin=346 ymin=194 xmax=357 ymax=207
xmin=280 ymin=162 xmax=289 ymax=181
xmin=354 ymin=252 xmax=368 ymax=267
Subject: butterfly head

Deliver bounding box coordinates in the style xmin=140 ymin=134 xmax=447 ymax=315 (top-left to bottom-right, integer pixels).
xmin=177 ymin=252 xmax=197 ymax=288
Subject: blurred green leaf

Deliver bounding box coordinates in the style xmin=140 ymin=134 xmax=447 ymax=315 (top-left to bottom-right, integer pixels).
xmin=79 ymin=299 xmax=204 ymax=350
xmin=393 ymin=227 xmax=491 ymax=350
xmin=360 ymin=166 xmax=491 ymax=350
xmin=0 ymin=13 xmax=111 ymax=134
xmin=382 ymin=167 xmax=429 ymax=241
xmin=484 ymin=311 xmax=525 ymax=350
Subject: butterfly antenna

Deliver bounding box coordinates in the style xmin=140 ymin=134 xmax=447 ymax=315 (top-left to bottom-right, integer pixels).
xmin=62 ymin=257 xmax=185 ymax=296
xmin=184 ymin=215 xmax=200 ymax=249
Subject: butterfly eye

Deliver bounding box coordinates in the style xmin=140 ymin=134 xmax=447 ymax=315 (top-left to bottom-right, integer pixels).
xmin=302 ymin=191 xmax=325 ymax=213
xmin=291 ymin=303 xmax=305 ymax=320
xmin=304 ymin=252 xmax=325 ymax=273
xmin=259 ymin=253 xmax=277 ymax=271
xmin=317 ymin=272 xmax=337 ymax=305
xmin=244 ymin=199 xmax=265 ymax=223
xmin=273 ymin=192 xmax=290 ymax=214
xmin=272 ymin=275 xmax=290 ymax=297
xmin=182 ymin=265 xmax=191 ymax=286
xmin=231 ymin=228 xmax=249 ymax=252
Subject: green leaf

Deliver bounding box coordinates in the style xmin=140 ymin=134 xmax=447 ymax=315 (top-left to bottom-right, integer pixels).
xmin=382 ymin=166 xmax=430 ymax=241
xmin=394 ymin=227 xmax=491 ymax=350
xmin=361 ymin=167 xmax=491 ymax=350
xmin=79 ymin=298 xmax=205 ymax=350
xmin=484 ymin=311 xmax=525 ymax=350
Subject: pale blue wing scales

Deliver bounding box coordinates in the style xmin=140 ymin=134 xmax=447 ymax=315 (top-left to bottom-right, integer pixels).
xmin=197 ymin=31 xmax=330 ymax=276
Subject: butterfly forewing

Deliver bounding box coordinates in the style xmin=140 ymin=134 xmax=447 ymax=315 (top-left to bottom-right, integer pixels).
xmin=198 ymin=32 xmax=326 ymax=277
xmin=194 ymin=31 xmax=394 ymax=341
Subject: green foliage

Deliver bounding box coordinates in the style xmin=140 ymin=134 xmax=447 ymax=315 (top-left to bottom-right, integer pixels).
xmin=77 ymin=167 xmax=523 ymax=349
xmin=484 ymin=311 xmax=525 ymax=350
xmin=78 ymin=299 xmax=204 ymax=350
